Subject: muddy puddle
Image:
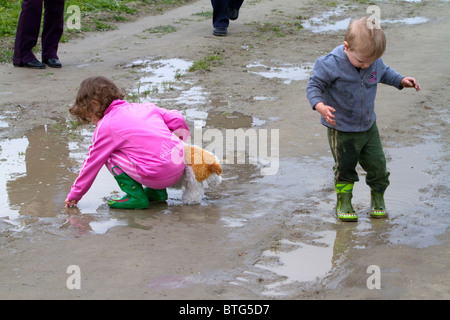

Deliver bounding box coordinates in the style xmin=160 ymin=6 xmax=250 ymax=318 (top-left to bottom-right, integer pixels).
xmin=301 ymin=2 xmax=432 ymax=34
xmin=1 ymin=120 xmax=447 ymax=293
xmin=1 ymin=50 xmax=449 ymax=297
xmin=246 ymin=62 xmax=313 ymax=85
xmin=0 ymin=109 xmax=276 ymax=231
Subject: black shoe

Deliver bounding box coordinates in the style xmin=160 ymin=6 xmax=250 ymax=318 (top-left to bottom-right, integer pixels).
xmin=13 ymin=59 xmax=46 ymax=69
xmin=43 ymin=58 xmax=62 ymax=68
xmin=213 ymin=27 xmax=227 ymax=36
xmin=228 ymin=7 xmax=239 ymax=20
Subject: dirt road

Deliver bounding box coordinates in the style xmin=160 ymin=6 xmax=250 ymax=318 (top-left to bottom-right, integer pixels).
xmin=0 ymin=0 xmax=449 ymax=299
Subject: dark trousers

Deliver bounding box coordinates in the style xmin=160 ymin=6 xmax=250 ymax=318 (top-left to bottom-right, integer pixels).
xmin=327 ymin=122 xmax=390 ymax=193
xmin=13 ymin=0 xmax=65 ymax=65
xmin=211 ymin=0 xmax=244 ymax=27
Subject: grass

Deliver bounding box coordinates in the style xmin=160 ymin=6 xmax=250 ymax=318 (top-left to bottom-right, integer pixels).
xmin=144 ymin=24 xmax=177 ymax=36
xmin=50 ymin=117 xmax=84 ymax=141
xmin=188 ymin=54 xmax=222 ymax=72
xmin=0 ymin=0 xmax=193 ymax=63
xmin=248 ymin=20 xmax=304 ymax=38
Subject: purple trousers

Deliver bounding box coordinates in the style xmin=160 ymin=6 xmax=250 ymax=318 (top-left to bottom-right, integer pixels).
xmin=13 ymin=0 xmax=65 ymax=65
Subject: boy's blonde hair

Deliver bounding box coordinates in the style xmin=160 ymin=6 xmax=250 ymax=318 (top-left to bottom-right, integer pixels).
xmin=345 ymin=17 xmax=386 ymax=61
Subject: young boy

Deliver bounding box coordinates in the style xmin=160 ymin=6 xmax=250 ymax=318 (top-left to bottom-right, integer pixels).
xmin=306 ymin=17 xmax=420 ymax=222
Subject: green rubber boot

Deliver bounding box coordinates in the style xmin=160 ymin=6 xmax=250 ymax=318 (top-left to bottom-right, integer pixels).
xmin=144 ymin=187 xmax=168 ymax=202
xmin=370 ymin=189 xmax=387 ymax=218
xmin=108 ymin=167 xmax=149 ymax=209
xmin=335 ymin=183 xmax=358 ymax=222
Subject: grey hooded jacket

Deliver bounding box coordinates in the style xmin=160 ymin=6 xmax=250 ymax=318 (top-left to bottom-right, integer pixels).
xmin=306 ymin=45 xmax=404 ymax=132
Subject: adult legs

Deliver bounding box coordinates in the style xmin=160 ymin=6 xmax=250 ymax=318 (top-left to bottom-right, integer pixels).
xmin=229 ymin=0 xmax=244 ymax=20
xmin=211 ymin=0 xmax=230 ymax=28
xmin=13 ymin=0 xmax=44 ymax=65
xmin=41 ymin=0 xmax=65 ymax=61
xmin=211 ymin=0 xmax=244 ymax=35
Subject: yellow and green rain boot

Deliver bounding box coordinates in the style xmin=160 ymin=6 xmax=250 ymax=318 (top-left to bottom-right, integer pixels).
xmin=108 ymin=166 xmax=149 ymax=209
xmin=335 ymin=183 xmax=358 ymax=222
xmin=370 ymin=189 xmax=387 ymax=218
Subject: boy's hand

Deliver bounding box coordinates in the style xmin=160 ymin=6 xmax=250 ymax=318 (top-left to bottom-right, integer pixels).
xmin=65 ymin=198 xmax=78 ymax=208
xmin=315 ymin=102 xmax=336 ymax=126
xmin=401 ymin=77 xmax=421 ymax=91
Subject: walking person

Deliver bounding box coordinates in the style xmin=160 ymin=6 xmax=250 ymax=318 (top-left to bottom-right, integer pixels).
xmin=13 ymin=0 xmax=65 ymax=69
xmin=306 ymin=17 xmax=420 ymax=222
xmin=211 ymin=0 xmax=244 ymax=36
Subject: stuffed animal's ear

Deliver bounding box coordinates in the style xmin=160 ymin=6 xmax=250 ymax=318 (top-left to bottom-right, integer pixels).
xmin=208 ymin=163 xmax=223 ymax=176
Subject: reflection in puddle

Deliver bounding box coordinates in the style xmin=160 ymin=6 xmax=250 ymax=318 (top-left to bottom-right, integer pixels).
xmin=126 ymin=58 xmax=210 ymax=106
xmin=302 ymin=5 xmax=352 ymax=33
xmin=302 ymin=5 xmax=429 ymax=33
xmin=304 ymin=18 xmax=351 ymax=33
xmin=0 ymin=115 xmax=9 ymax=128
xmin=0 ymin=107 xmax=272 ymax=234
xmin=247 ymin=61 xmax=313 ymax=84
xmin=0 ymin=137 xmax=28 ymax=221
xmin=5 ymin=126 xmax=75 ymax=217
xmin=0 ymin=114 xmax=447 ymax=250
xmin=231 ymin=230 xmax=337 ymax=297
xmin=382 ymin=17 xmax=429 ymax=25
xmin=183 ymin=108 xmax=266 ymax=129
xmin=257 ymin=231 xmax=336 ymax=286
xmin=384 ymin=142 xmax=450 ymax=248
xmin=60 ymin=211 xmax=127 ymax=235
xmin=131 ymin=58 xmax=192 ymax=94
xmin=171 ymin=86 xmax=208 ymax=106
xmin=0 ymin=124 xmax=123 ymax=235
xmin=88 ymin=218 xmax=126 ymax=234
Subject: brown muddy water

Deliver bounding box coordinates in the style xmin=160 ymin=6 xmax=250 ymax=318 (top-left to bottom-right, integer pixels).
xmin=1 ymin=56 xmax=448 ymax=298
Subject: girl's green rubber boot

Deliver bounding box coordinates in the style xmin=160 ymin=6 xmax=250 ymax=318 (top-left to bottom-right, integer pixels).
xmin=335 ymin=183 xmax=358 ymax=222
xmin=144 ymin=187 xmax=168 ymax=202
xmin=370 ymin=189 xmax=387 ymax=218
xmin=108 ymin=167 xmax=149 ymax=209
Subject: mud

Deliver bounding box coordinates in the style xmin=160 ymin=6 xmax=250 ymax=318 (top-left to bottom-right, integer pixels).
xmin=0 ymin=0 xmax=449 ymax=299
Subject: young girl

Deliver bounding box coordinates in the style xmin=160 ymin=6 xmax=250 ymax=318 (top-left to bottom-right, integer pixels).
xmin=306 ymin=17 xmax=420 ymax=222
xmin=65 ymin=76 xmax=190 ymax=209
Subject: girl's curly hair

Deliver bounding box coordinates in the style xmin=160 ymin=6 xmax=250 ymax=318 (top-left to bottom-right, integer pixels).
xmin=70 ymin=76 xmax=126 ymax=124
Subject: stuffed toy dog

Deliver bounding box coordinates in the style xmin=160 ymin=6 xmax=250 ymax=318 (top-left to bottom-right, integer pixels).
xmin=182 ymin=144 xmax=223 ymax=204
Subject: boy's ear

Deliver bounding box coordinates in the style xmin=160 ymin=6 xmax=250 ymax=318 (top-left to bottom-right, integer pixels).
xmin=343 ymin=41 xmax=349 ymax=51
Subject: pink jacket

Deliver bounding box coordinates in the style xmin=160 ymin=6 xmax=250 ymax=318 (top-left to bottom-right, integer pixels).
xmin=67 ymin=100 xmax=190 ymax=201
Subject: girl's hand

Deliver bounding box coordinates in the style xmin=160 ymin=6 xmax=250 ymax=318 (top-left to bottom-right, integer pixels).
xmin=401 ymin=77 xmax=421 ymax=92
xmin=315 ymin=102 xmax=336 ymax=126
xmin=65 ymin=198 xmax=78 ymax=208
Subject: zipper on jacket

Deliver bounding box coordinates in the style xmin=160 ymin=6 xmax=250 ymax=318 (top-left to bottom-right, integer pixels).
xmin=359 ymin=70 xmax=366 ymax=130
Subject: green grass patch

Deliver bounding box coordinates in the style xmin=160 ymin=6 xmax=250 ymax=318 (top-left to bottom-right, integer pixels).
xmin=144 ymin=24 xmax=177 ymax=35
xmin=188 ymin=54 xmax=222 ymax=72
xmin=192 ymin=10 xmax=212 ymax=19
xmin=248 ymin=19 xmax=303 ymax=38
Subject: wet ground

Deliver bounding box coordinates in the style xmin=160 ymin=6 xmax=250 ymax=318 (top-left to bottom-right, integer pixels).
xmin=0 ymin=0 xmax=449 ymax=299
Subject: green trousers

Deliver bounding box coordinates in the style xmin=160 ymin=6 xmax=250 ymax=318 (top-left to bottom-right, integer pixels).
xmin=327 ymin=122 xmax=390 ymax=194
